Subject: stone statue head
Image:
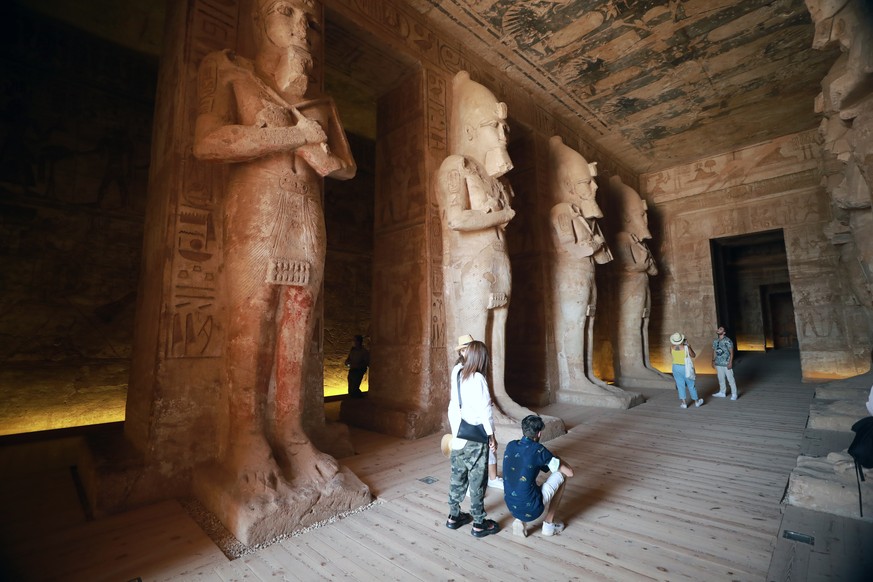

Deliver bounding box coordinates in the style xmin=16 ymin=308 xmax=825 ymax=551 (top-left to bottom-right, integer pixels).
xmin=549 ymin=136 xmax=601 ymax=219
xmin=451 ymin=71 xmax=513 ymax=177
xmin=610 ymin=175 xmax=652 ymax=240
xmin=253 ymin=0 xmax=321 ymax=99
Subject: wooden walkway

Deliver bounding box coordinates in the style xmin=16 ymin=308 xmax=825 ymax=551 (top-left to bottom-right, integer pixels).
xmin=1 ymin=350 xmax=850 ymax=581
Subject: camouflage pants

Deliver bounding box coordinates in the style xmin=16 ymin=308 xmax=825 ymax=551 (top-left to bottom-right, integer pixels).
xmin=447 ymin=440 xmax=488 ymax=523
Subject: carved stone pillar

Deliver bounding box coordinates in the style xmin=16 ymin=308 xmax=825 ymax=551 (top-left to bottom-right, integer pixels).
xmin=339 ymin=68 xmax=447 ymax=438
xmin=84 ymin=1 xmax=370 ymax=546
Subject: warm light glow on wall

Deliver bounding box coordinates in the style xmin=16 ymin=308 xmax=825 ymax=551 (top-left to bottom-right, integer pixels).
xmin=323 ymin=377 xmax=368 ymax=398
xmin=0 ymin=391 xmax=126 ymax=436
xmin=802 ymin=370 xmax=859 ymax=380
xmin=736 ymin=342 xmax=766 ymax=352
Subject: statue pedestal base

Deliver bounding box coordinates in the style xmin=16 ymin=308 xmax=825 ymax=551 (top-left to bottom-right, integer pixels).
xmin=786 ymin=452 xmax=873 ymax=521
xmin=555 ymin=386 xmax=644 ymax=409
xmin=340 ymin=397 xmax=442 ymax=440
xmin=78 ymin=424 xmax=190 ymax=518
xmin=616 ymin=372 xmax=675 ymax=390
xmin=808 ymin=400 xmax=869 ymax=432
xmin=492 ymin=414 xmax=565 ymax=445
xmin=193 ymin=461 xmax=371 ymax=547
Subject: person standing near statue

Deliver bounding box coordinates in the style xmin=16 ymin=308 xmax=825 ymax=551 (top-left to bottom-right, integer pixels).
xmin=670 ymin=332 xmax=703 ymax=409
xmin=453 ymin=334 xmax=503 ymax=490
xmin=711 ymin=325 xmax=739 ymax=400
xmin=191 ymin=0 xmax=368 ymax=544
xmin=344 ymin=334 xmax=370 ymax=398
xmin=445 ymin=339 xmax=501 ymax=538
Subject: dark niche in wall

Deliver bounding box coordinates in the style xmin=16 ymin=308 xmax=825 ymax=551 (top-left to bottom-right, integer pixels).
xmin=0 ymin=3 xmax=157 ymax=434
xmin=323 ymin=132 xmax=375 ymax=398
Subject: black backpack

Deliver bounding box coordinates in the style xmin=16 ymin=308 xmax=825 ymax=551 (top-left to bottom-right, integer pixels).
xmin=847 ymin=416 xmax=873 ymax=517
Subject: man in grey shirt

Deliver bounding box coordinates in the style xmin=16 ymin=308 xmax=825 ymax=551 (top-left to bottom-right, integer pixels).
xmin=712 ymin=325 xmax=738 ymax=400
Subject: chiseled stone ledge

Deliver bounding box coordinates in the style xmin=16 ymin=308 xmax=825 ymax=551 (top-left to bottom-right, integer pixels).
xmin=785 ymin=452 xmax=873 ymax=521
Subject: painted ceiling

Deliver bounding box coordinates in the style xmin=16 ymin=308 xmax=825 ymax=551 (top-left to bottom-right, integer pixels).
xmin=405 ymin=0 xmax=841 ymax=174
xmin=20 ymin=0 xmax=842 ymax=175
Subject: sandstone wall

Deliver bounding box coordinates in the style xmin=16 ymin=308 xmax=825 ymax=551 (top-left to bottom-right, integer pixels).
xmin=640 ymin=130 xmax=868 ymax=379
xmin=0 ymin=4 xmax=154 ymax=367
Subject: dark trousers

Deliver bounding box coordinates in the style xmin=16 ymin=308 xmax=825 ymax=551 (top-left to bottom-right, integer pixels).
xmin=348 ymin=368 xmax=366 ymax=395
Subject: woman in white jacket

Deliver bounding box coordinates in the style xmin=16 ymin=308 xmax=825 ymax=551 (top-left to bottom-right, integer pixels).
xmin=445 ymin=339 xmax=500 ymax=538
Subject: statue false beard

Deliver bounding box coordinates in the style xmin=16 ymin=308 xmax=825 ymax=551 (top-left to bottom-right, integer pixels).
xmin=256 ymin=48 xmax=311 ymax=99
xmin=274 ymin=56 xmax=309 ymax=98
xmin=484 ymin=147 xmax=513 ymax=177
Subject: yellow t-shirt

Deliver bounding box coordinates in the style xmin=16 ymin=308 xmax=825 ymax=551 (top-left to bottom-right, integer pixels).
xmin=671 ymin=346 xmax=686 ymax=365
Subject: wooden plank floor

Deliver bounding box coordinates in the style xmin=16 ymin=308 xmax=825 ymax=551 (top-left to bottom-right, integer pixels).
xmin=1 ymin=349 xmax=846 ymax=581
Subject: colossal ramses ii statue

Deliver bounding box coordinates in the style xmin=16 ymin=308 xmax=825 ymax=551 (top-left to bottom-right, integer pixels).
xmin=435 ymin=71 xmax=534 ymax=422
xmin=548 ymin=136 xmax=642 ymax=409
xmin=611 ymin=175 xmax=673 ymax=388
xmin=191 ymin=0 xmax=369 ymax=546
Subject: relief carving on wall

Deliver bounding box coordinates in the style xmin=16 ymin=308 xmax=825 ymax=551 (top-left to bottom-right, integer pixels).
xmin=644 ymin=130 xmax=822 ymax=204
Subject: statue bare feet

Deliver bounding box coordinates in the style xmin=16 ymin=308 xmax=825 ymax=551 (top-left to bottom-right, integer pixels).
xmin=227 ymin=435 xmax=284 ymax=498
xmin=275 ymin=436 xmax=340 ymax=487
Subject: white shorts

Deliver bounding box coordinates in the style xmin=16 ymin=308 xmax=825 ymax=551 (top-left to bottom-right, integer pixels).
xmin=541 ymin=471 xmax=565 ymax=506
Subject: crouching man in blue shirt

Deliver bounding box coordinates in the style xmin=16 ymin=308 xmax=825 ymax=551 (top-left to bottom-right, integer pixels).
xmin=503 ymin=415 xmax=575 ymax=537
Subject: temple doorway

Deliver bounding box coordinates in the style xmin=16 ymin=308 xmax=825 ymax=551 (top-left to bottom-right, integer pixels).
xmin=710 ymin=229 xmax=793 ymax=352
xmin=320 ymin=9 xmax=418 ymax=400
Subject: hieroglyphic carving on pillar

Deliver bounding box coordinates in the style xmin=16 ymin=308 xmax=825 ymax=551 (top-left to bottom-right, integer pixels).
xmin=190 ymin=0 xmax=238 ymax=63
xmin=425 ymin=68 xmax=448 ymax=348
xmin=166 ymin=0 xmax=238 ymax=359
xmin=426 ymin=70 xmax=448 ymax=153
xmin=168 ymin=169 xmax=222 ymax=358
xmin=429 ymin=208 xmax=446 ymax=345
xmin=534 ymin=105 xmax=556 ymax=137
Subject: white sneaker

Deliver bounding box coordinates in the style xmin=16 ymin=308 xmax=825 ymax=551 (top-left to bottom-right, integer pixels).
xmin=542 ymin=521 xmax=564 ymax=536
xmin=512 ymin=518 xmax=527 ymax=537
xmin=680 ymin=401 xmax=688 ymax=408
xmin=695 ymin=398 xmax=704 ymax=407
xmin=713 ymin=392 xmax=726 ymax=398
xmin=487 ymin=477 xmax=504 ymax=490
xmin=731 ymin=394 xmax=738 ymax=401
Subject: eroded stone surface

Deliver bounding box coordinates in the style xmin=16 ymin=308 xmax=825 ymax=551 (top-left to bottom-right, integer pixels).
xmin=808 ymin=400 xmax=870 ymax=431
xmin=786 ymin=451 xmax=873 ymax=520
xmin=815 ymin=385 xmax=872 ymax=401
xmin=810 ymin=0 xmax=873 ymax=371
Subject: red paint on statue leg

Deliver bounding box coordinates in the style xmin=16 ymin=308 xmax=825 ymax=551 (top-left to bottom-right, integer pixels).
xmin=273 ymin=285 xmax=316 ymax=441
